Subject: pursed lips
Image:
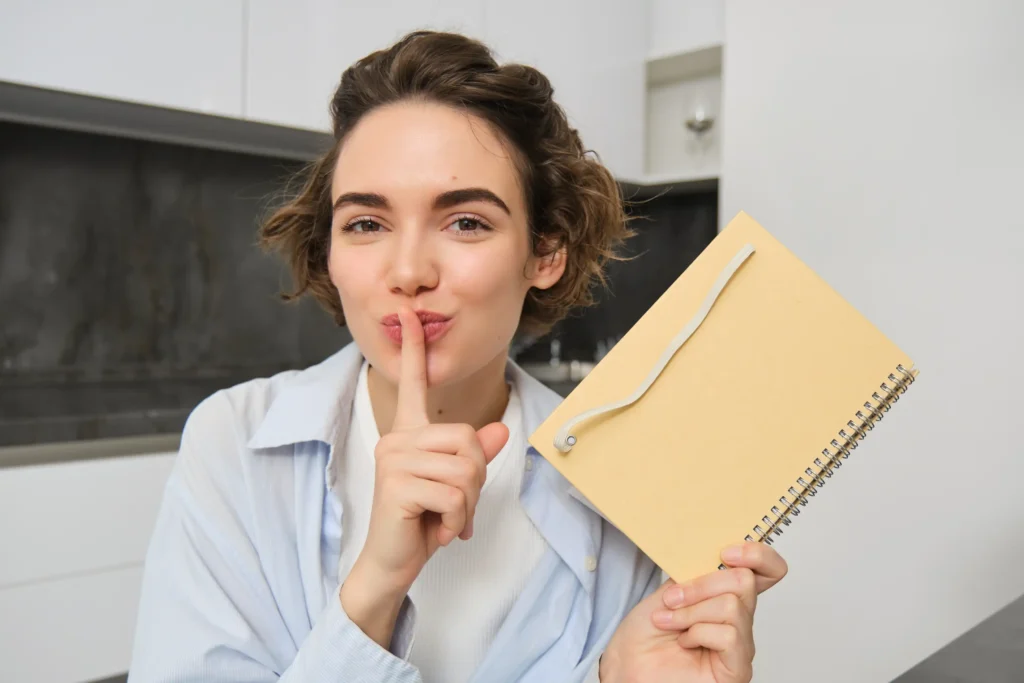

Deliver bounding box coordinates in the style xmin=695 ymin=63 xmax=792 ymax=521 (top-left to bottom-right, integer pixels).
xmin=380 ymin=310 xmax=453 ymax=343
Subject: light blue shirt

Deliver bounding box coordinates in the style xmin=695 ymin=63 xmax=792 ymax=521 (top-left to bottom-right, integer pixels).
xmin=129 ymin=342 xmax=661 ymax=682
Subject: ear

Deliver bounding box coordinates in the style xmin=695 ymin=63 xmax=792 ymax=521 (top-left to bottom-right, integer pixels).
xmin=526 ymin=245 xmax=567 ymax=291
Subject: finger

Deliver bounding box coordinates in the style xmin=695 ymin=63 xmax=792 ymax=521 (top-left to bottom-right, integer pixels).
xmin=676 ymin=624 xmax=753 ymax=677
xmin=414 ymin=424 xmax=487 ymax=539
xmin=652 ymin=593 xmax=751 ymax=634
xmin=399 ymin=476 xmax=466 ymax=545
xmin=393 ymin=306 xmax=429 ymax=430
xmin=664 ymin=567 xmax=756 ymax=613
xmin=414 ymin=423 xmax=486 ymax=457
xmin=413 ymin=422 xmax=507 ymax=540
xmin=476 ymin=422 xmax=510 ymax=465
xmin=395 ymin=450 xmax=483 ymax=541
xmin=720 ymin=542 xmax=789 ymax=593
xmin=414 ymin=422 xmax=510 ymax=465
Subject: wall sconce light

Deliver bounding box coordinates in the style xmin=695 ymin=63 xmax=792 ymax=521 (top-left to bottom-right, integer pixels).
xmin=685 ymin=106 xmax=715 ymax=135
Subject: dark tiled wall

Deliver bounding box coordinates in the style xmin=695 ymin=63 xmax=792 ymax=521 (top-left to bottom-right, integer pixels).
xmin=514 ymin=191 xmax=718 ymax=364
xmin=0 ymin=121 xmax=345 ymax=380
xmin=0 ymin=122 xmax=347 ymax=445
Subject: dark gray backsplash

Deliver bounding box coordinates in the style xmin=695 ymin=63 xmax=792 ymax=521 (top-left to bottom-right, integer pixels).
xmin=0 ymin=120 xmax=345 ymax=381
xmin=514 ymin=191 xmax=718 ymax=364
xmin=0 ymin=121 xmax=347 ymax=445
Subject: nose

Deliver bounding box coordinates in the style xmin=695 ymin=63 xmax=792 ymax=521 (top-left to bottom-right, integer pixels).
xmin=383 ymin=228 xmax=439 ymax=296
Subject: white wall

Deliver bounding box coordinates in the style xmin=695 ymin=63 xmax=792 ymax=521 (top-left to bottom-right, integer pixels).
xmin=647 ymin=0 xmax=723 ymax=57
xmin=721 ymin=2 xmax=1024 ymax=682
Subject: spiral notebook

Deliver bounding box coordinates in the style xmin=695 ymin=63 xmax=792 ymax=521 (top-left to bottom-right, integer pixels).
xmin=528 ymin=211 xmax=918 ymax=583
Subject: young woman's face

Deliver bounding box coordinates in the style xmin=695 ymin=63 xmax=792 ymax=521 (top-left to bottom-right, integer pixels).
xmin=328 ymin=101 xmax=564 ymax=387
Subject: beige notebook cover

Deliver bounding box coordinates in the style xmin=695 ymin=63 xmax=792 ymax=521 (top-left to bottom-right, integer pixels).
xmin=528 ymin=211 xmax=918 ymax=582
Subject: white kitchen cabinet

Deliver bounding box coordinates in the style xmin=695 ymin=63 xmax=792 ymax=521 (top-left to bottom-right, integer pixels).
xmin=246 ymin=0 xmax=486 ymax=132
xmin=483 ymin=0 xmax=647 ymax=181
xmin=0 ymin=0 xmax=244 ymax=117
xmin=0 ymin=565 xmax=144 ymax=683
xmin=0 ymin=451 xmax=175 ymax=682
xmin=0 ymin=452 xmax=176 ymax=587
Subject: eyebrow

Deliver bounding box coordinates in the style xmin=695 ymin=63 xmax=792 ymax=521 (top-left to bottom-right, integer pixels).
xmin=332 ymin=187 xmax=511 ymax=215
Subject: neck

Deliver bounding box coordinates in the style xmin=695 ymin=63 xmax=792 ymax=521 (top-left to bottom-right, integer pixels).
xmin=366 ymin=351 xmax=511 ymax=435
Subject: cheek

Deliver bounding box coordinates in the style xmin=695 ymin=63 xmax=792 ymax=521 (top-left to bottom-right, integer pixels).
xmin=328 ymin=247 xmax=376 ymax=310
xmin=447 ymin=247 xmax=528 ymax=308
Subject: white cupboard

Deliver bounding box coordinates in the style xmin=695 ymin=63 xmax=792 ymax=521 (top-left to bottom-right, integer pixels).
xmin=0 ymin=0 xmax=245 ymax=117
xmin=245 ymin=0 xmax=486 ymax=132
xmin=0 ymin=452 xmax=176 ymax=683
xmin=482 ymin=0 xmax=647 ymax=181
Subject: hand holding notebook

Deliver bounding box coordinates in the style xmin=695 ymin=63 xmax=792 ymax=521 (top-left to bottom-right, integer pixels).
xmin=528 ymin=211 xmax=918 ymax=583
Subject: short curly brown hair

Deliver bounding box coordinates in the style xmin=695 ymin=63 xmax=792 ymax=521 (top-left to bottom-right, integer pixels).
xmin=260 ymin=30 xmax=632 ymax=337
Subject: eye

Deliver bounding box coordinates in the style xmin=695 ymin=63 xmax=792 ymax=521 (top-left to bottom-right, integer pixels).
xmin=342 ymin=218 xmax=384 ymax=234
xmin=447 ymin=215 xmax=493 ymax=235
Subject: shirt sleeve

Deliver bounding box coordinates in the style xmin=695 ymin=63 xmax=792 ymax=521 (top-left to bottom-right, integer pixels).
xmin=127 ymin=393 xmax=423 ymax=683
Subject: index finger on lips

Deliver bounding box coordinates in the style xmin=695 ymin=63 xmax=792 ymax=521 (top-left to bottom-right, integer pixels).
xmin=720 ymin=541 xmax=789 ymax=594
xmin=664 ymin=567 xmax=757 ymax=614
xmin=393 ymin=305 xmax=429 ymax=430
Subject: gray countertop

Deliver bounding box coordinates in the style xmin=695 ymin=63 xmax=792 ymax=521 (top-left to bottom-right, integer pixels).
xmin=0 ymin=371 xmax=280 ymax=449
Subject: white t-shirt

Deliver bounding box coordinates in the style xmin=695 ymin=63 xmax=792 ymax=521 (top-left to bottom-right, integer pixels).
xmin=335 ymin=361 xmax=548 ymax=683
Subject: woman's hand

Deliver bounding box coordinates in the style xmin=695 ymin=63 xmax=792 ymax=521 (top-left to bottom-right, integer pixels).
xmin=600 ymin=543 xmax=788 ymax=683
xmin=340 ymin=306 xmax=509 ymax=646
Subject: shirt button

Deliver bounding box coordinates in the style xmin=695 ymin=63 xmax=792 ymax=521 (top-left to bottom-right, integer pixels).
xmin=584 ymin=555 xmax=598 ymax=572
xmin=525 ymin=457 xmax=533 ymax=471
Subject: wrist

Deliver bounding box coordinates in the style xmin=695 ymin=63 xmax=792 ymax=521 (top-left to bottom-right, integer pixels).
xmin=339 ymin=559 xmax=409 ymax=648
xmin=599 ymin=642 xmax=622 ymax=682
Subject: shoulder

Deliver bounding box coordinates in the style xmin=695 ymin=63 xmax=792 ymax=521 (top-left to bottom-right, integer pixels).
xmin=181 ymin=370 xmax=301 ymax=450
xmin=170 ymin=343 xmax=363 ymax=503
xmin=168 ymin=370 xmax=305 ymax=509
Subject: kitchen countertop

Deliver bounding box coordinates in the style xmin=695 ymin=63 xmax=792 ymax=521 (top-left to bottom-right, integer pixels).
xmin=0 ymin=375 xmax=255 ymax=448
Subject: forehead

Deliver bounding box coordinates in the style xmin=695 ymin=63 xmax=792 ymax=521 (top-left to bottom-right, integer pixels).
xmin=331 ymin=101 xmax=523 ymax=206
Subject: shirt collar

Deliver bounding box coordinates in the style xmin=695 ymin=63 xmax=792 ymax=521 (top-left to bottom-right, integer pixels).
xmin=246 ymin=341 xmax=363 ymax=451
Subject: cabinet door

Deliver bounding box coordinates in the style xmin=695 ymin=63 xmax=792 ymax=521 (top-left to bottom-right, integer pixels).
xmin=0 ymin=453 xmax=176 ymax=587
xmin=0 ymin=565 xmax=144 ymax=683
xmin=0 ymin=452 xmax=175 ymax=682
xmin=246 ymin=0 xmax=485 ymax=132
xmin=0 ymin=0 xmax=244 ymax=117
xmin=483 ymin=0 xmax=646 ymax=180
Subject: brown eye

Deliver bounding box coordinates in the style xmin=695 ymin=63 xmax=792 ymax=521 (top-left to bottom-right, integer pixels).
xmin=343 ymin=219 xmax=383 ymax=233
xmin=448 ymin=216 xmax=492 ymax=235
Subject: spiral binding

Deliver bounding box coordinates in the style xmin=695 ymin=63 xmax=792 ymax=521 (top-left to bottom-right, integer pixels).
xmin=718 ymin=363 xmax=917 ymax=569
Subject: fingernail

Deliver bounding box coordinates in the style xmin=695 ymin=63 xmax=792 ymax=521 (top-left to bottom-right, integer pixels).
xmin=721 ymin=545 xmax=744 ymax=563
xmin=664 ymin=585 xmax=685 ymax=608
xmin=652 ymin=610 xmax=675 ymax=628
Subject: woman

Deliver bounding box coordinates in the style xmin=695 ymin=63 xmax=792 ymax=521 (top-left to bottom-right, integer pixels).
xmin=129 ymin=31 xmax=787 ymax=683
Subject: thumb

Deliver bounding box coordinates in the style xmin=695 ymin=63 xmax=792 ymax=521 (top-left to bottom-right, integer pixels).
xmin=476 ymin=422 xmax=510 ymax=464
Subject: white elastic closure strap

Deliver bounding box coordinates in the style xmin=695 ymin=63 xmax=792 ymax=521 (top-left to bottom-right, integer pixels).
xmin=553 ymin=243 xmax=756 ymax=453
